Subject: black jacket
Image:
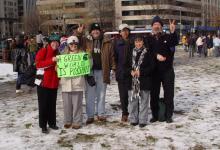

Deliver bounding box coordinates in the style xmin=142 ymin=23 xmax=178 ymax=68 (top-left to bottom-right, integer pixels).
xmin=146 ymin=32 xmax=178 ymax=72
xmin=12 ymin=44 xmax=29 ymax=73
xmin=124 ymin=47 xmax=155 ymax=91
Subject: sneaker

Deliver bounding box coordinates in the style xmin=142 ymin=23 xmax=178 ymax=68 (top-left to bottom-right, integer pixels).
xmin=121 ymin=115 xmax=128 ymax=122
xmin=64 ymin=124 xmax=72 ymax=129
xmin=42 ymin=127 xmax=49 ymax=134
xmin=97 ymin=116 xmax=107 ymax=122
xmin=139 ymin=124 xmax=147 ymax=128
xmin=72 ymin=124 xmax=81 ymax=129
xmin=49 ymin=125 xmax=59 ymax=130
xmin=86 ymin=118 xmax=94 ymax=125
xmin=130 ymin=122 xmax=138 ymax=126
xmin=150 ymin=118 xmax=158 ymax=123
xmin=166 ymin=118 xmax=173 ymax=123
xmin=16 ymin=89 xmax=24 ymax=94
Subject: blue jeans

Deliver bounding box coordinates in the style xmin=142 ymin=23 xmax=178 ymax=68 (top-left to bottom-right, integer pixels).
xmin=16 ymin=73 xmax=26 ymax=90
xmin=85 ymin=70 xmax=107 ymax=118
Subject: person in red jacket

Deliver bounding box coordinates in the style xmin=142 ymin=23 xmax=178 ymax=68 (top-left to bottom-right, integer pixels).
xmin=35 ymin=33 xmax=60 ymax=134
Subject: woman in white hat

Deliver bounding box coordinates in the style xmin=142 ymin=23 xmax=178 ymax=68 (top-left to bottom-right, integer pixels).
xmin=60 ymin=36 xmax=85 ymax=129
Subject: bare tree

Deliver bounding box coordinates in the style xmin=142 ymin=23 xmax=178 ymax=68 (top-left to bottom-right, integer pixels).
xmin=89 ymin=0 xmax=115 ymax=30
xmin=23 ymin=9 xmax=40 ymax=35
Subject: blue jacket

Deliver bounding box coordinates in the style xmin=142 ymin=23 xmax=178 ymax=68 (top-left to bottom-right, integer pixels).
xmin=114 ymin=38 xmax=133 ymax=81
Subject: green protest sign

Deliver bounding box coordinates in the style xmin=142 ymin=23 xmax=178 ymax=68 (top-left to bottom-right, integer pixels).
xmin=57 ymin=52 xmax=90 ymax=78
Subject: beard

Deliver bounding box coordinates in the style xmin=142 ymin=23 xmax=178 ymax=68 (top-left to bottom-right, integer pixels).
xmin=152 ymin=27 xmax=162 ymax=35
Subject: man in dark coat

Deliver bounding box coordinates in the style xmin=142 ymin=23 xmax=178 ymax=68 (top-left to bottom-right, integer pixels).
xmin=11 ymin=35 xmax=29 ymax=93
xmin=114 ymin=24 xmax=133 ymax=122
xmin=147 ymin=16 xmax=178 ymax=123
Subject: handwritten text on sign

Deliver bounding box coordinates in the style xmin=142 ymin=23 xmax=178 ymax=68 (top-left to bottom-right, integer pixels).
xmin=57 ymin=52 xmax=90 ymax=77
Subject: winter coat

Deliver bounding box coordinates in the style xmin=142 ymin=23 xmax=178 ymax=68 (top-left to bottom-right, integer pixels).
xmin=79 ymin=34 xmax=116 ymax=84
xmin=206 ymin=37 xmax=213 ymax=49
xmin=12 ymin=44 xmax=29 ymax=73
xmin=35 ymin=44 xmax=59 ymax=89
xmin=124 ymin=47 xmax=155 ymax=91
xmin=60 ymin=49 xmax=85 ymax=92
xmin=196 ymin=37 xmax=203 ymax=46
xmin=113 ymin=38 xmax=133 ymax=81
xmin=146 ymin=32 xmax=178 ymax=72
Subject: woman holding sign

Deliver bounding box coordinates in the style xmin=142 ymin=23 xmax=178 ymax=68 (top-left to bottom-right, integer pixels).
xmin=59 ymin=36 xmax=85 ymax=129
xmin=35 ymin=33 xmax=60 ymax=134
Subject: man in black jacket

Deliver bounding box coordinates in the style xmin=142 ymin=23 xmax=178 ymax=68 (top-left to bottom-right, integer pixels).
xmin=147 ymin=16 xmax=178 ymax=123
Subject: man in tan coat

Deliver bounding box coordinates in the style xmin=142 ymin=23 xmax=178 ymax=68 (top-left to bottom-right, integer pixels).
xmin=77 ymin=23 xmax=116 ymax=124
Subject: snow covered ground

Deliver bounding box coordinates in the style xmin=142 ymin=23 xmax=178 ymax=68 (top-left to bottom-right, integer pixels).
xmin=0 ymin=49 xmax=220 ymax=150
xmin=0 ymin=63 xmax=17 ymax=83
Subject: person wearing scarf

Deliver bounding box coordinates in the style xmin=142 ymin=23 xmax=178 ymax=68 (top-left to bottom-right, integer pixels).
xmin=125 ymin=36 xmax=155 ymax=128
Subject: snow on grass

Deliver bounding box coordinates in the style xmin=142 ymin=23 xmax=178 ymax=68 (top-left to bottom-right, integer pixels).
xmin=0 ymin=63 xmax=17 ymax=82
xmin=0 ymin=50 xmax=220 ymax=150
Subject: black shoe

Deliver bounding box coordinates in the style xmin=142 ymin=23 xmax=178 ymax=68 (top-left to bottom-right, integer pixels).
xmin=130 ymin=123 xmax=138 ymax=126
xmin=139 ymin=124 xmax=147 ymax=128
xmin=42 ymin=127 xmax=49 ymax=134
xmin=49 ymin=125 xmax=59 ymax=130
xmin=166 ymin=118 xmax=173 ymax=123
xmin=150 ymin=118 xmax=158 ymax=123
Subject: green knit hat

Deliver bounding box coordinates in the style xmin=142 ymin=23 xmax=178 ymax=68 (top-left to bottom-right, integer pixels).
xmin=49 ymin=33 xmax=60 ymax=43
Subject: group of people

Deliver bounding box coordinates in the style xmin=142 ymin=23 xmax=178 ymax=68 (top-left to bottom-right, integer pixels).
xmin=13 ymin=16 xmax=178 ymax=134
xmin=181 ymin=33 xmax=220 ymax=58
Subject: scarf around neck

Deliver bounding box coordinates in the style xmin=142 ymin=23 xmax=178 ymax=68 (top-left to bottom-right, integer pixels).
xmin=130 ymin=47 xmax=147 ymax=102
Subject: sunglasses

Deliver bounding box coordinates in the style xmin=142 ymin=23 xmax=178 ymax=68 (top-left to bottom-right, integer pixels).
xmin=69 ymin=42 xmax=78 ymax=46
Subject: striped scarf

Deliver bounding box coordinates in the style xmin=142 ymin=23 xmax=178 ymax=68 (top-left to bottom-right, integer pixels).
xmin=130 ymin=47 xmax=147 ymax=102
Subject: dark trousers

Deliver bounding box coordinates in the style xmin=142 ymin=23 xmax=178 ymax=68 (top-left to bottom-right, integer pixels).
xmin=117 ymin=80 xmax=129 ymax=116
xmin=16 ymin=73 xmax=26 ymax=90
xmin=37 ymin=43 xmax=43 ymax=50
xmin=150 ymin=68 xmax=175 ymax=119
xmin=37 ymin=86 xmax=57 ymax=128
xmin=198 ymin=45 xmax=203 ymax=56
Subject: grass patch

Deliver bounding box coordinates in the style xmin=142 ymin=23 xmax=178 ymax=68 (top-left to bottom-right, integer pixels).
xmin=101 ymin=143 xmax=111 ymax=148
xmin=164 ymin=137 xmax=174 ymax=142
xmin=175 ymin=124 xmax=184 ymax=129
xmin=57 ymin=136 xmax=72 ymax=148
xmin=74 ymin=133 xmax=104 ymax=143
xmin=25 ymin=123 xmax=32 ymax=129
xmin=146 ymin=135 xmax=158 ymax=145
xmin=59 ymin=130 xmax=67 ymax=135
xmin=169 ymin=144 xmax=176 ymax=150
xmin=190 ymin=144 xmax=206 ymax=150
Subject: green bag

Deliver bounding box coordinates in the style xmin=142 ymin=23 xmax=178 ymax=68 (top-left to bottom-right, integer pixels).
xmin=158 ymin=98 xmax=166 ymax=122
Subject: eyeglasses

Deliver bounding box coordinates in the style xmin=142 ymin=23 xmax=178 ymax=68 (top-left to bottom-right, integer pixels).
xmin=69 ymin=42 xmax=78 ymax=46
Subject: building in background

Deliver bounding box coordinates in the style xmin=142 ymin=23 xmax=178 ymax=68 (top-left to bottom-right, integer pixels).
xmin=17 ymin=0 xmax=38 ymax=35
xmin=36 ymin=0 xmax=114 ymax=35
xmin=0 ymin=0 xmax=18 ymax=38
xmin=115 ymin=0 xmax=202 ymax=33
xmin=202 ymin=0 xmax=220 ymax=28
